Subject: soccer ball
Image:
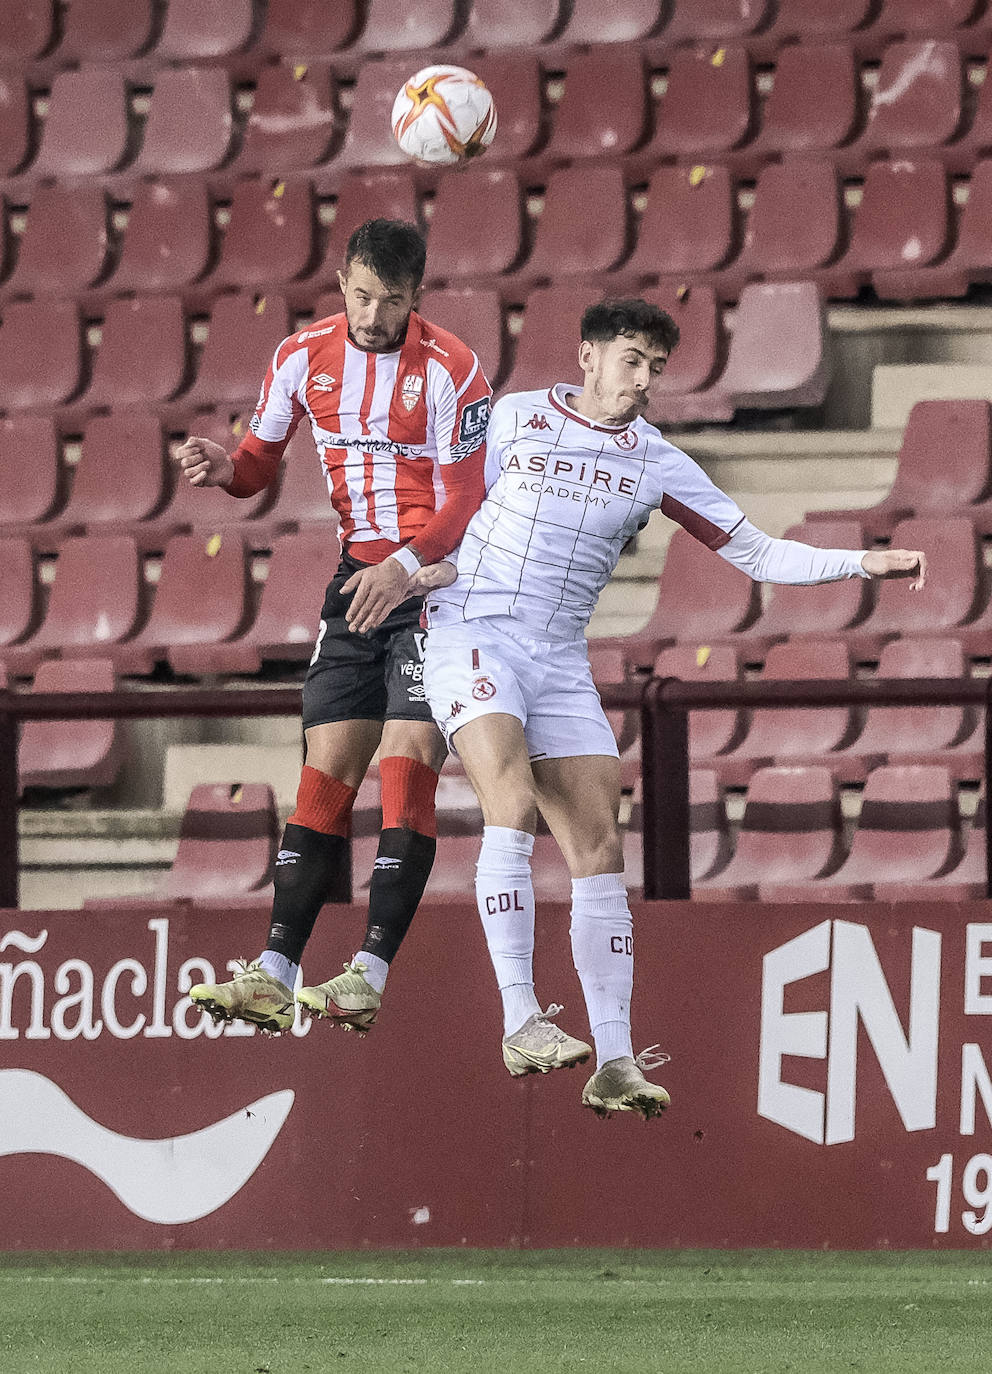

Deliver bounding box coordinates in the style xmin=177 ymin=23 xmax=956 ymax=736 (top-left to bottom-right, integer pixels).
xmin=391 ymin=65 xmax=497 ymax=165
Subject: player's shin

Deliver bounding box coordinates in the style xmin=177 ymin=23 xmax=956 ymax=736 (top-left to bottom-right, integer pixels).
xmin=569 ymin=872 xmax=635 ymax=1068
xmin=476 ymin=826 xmax=541 ymax=1035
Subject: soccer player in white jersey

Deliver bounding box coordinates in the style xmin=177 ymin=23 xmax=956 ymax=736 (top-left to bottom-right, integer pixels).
xmin=176 ymin=220 xmax=491 ymax=1036
xmin=421 ymin=298 xmax=927 ymax=1119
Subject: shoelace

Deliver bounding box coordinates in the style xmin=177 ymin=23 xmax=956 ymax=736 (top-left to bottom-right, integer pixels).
xmin=635 ymin=1044 xmax=671 ymax=1072
xmin=534 ymin=1003 xmax=569 ymax=1040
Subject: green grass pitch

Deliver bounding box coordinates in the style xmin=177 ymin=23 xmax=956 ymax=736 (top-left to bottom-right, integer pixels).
xmin=1 ymin=1250 xmax=989 ymax=1373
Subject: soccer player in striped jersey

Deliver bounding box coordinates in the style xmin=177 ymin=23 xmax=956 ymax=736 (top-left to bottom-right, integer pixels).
xmin=180 ymin=219 xmax=491 ymax=1035
xmin=421 ymin=298 xmax=927 ymax=1119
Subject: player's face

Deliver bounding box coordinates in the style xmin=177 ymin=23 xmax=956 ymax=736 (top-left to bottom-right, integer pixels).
xmin=577 ymin=332 xmax=669 ymax=425
xmin=338 ymin=260 xmax=421 ymax=352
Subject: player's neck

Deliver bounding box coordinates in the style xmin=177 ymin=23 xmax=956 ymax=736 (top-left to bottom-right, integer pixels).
xmin=565 ymin=388 xmax=634 ymax=429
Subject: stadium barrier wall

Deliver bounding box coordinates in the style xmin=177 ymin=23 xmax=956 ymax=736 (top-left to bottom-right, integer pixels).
xmin=1 ymin=899 xmax=991 ymax=1251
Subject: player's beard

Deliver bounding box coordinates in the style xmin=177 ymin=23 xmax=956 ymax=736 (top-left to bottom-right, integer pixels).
xmin=348 ymin=313 xmax=412 ymax=353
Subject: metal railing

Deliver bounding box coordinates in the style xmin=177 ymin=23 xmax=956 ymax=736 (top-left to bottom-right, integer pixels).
xmin=2 ymin=677 xmax=991 ymax=908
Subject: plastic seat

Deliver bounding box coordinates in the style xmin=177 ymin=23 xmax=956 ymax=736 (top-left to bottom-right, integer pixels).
xmin=30 ymin=70 xmax=130 ymax=179
xmin=210 ymin=180 xmax=316 ymax=291
xmin=58 ymin=0 xmax=156 ymax=62
xmin=498 ymin=285 xmax=591 ymax=398
xmin=505 ymin=167 xmax=629 ymax=292
xmin=653 ymin=643 xmax=745 ymax=763
xmin=0 ymin=416 xmax=62 ymax=536
xmin=471 ymin=53 xmax=545 ymax=165
xmin=42 ymin=414 xmax=168 ymax=546
xmin=183 ymin=292 xmax=292 ymax=409
xmin=642 ymin=284 xmax=731 ymax=426
xmin=356 ymin=0 xmax=465 ymax=53
xmin=658 ymin=0 xmax=774 ymax=46
xmin=872 ymin=0 xmax=983 ymax=42
xmin=311 ymin=171 xmax=419 ymax=286
xmin=624 ymin=768 xmax=734 ymax=893
xmin=716 ymin=639 xmax=867 ymax=788
xmin=623 ymin=165 xmax=736 ymax=285
xmin=109 ymin=181 xmax=213 ymax=296
xmin=0 ymin=0 xmax=55 ymax=61
xmin=330 ymin=57 xmax=422 ymax=173
xmin=846 ymin=40 xmax=964 ymax=167
xmin=462 ymin=0 xmax=563 ymax=47
xmin=262 ymin=0 xmax=363 ymax=59
xmin=694 ymin=765 xmax=843 ymax=901
xmin=623 ymin=528 xmax=761 ymax=670
xmin=84 ymin=296 xmax=188 ymax=410
xmin=882 ymin=158 xmax=992 ymax=299
xmin=423 ymin=167 xmax=524 ymax=286
xmin=234 ymin=63 xmax=338 ymax=176
xmin=157 ymin=784 xmax=279 ymax=901
xmin=542 ymin=48 xmax=650 ymax=164
xmin=563 ymin=0 xmax=665 ymax=44
xmin=114 ymin=532 xmax=251 ymax=676
xmin=133 ymin=69 xmax=234 ymax=176
xmin=0 ymin=299 xmax=83 ymax=410
xmin=807 ymin=400 xmax=992 ymax=536
xmin=0 ymin=537 xmax=37 ymax=657
xmin=648 ymin=47 xmax=754 ymax=161
xmin=875 ymin=796 xmax=986 ymax=902
xmin=734 ymin=519 xmax=873 ymax=655
xmin=734 ymin=161 xmax=847 ymax=289
xmin=759 ymin=0 xmax=876 ymax=47
xmin=154 ymin=0 xmax=256 ymax=60
xmin=2 ymin=185 xmax=110 ymax=300
xmin=18 ymin=658 xmax=122 ymax=792
xmin=719 ymin=281 xmax=830 ymax=411
xmin=749 ymin=46 xmax=860 ymax=161
xmin=765 ymin=764 xmax=961 ymax=902
xmin=849 ymin=159 xmax=952 ymax=298
xmin=418 ymin=288 xmax=504 ymax=387
xmin=4 ymin=534 xmax=143 ymax=676
xmin=0 ymin=70 xmax=31 ymax=177
xmin=169 ymin=528 xmax=335 ymax=675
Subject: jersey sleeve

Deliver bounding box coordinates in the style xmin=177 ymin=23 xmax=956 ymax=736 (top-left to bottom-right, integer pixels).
xmin=718 ymin=518 xmax=869 ymax=583
xmin=657 ymin=440 xmax=747 ymax=549
xmin=224 ymin=336 xmax=308 ymax=498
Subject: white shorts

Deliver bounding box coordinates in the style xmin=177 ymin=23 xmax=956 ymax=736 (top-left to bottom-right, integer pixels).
xmin=423 ymin=619 xmax=620 ymax=761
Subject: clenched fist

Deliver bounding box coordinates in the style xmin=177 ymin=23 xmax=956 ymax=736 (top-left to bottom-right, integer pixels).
xmin=175 ymin=436 xmax=235 ymax=489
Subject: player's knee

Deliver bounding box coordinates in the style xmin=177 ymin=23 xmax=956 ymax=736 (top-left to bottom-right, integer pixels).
xmin=478 ymin=779 xmax=538 ymax=833
xmin=564 ymin=825 xmax=623 ymax=879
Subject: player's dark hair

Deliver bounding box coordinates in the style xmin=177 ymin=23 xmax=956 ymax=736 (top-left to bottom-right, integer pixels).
xmin=580 ymin=298 xmax=680 ymax=355
xmin=344 ymin=218 xmax=427 ymax=290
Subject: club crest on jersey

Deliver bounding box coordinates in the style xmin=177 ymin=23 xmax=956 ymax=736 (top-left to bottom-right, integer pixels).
xmin=311 ymin=373 xmax=337 ymax=393
xmin=524 ymin=413 xmax=552 ymax=431
xmin=401 ymin=373 xmax=425 ymax=412
xmin=472 ymin=676 xmax=496 ymax=701
xmin=613 ymin=429 xmax=638 ymax=451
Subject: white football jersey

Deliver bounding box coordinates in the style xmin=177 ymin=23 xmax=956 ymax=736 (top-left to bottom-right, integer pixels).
xmin=425 ymin=384 xmax=747 ymax=641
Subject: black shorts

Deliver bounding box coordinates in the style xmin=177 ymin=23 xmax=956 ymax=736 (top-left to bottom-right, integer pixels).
xmin=301 ymin=550 xmax=434 ymax=730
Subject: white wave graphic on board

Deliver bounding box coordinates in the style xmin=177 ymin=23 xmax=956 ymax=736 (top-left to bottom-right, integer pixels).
xmin=0 ymin=1069 xmax=294 ymax=1224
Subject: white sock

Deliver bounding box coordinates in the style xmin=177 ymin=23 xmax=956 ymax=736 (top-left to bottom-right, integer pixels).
xmin=353 ymin=951 xmax=389 ymax=993
xmin=569 ymin=872 xmax=635 ymax=1068
xmin=476 ymin=825 xmax=541 ymax=1036
xmin=258 ymin=950 xmax=299 ymax=990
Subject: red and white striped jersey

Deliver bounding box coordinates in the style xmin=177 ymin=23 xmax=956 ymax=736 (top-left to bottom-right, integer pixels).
xmin=226 ymin=309 xmax=491 ymax=566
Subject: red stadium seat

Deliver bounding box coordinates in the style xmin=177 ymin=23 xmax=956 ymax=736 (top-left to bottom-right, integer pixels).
xmin=0 ymin=299 xmax=83 ymax=411
xmin=109 ymin=181 xmax=213 ymax=296
xmin=0 ymin=537 xmax=37 ymax=660
xmin=262 ymin=0 xmax=363 ymax=59
xmin=563 ymin=0 xmax=664 ymax=44
xmin=0 ymin=69 xmax=30 ymax=176
xmin=848 ymin=160 xmax=952 ymax=298
xmin=875 ymin=795 xmax=986 ymax=902
xmin=133 ymin=69 xmax=235 ymax=176
xmin=623 ymin=165 xmax=736 ymax=285
xmin=471 ymin=54 xmax=545 ymax=164
xmin=885 ymin=158 xmax=992 ymax=299
xmin=807 ymin=400 xmax=992 ymax=535
xmin=718 ymin=281 xmax=830 ymax=411
xmin=355 ymin=0 xmax=465 ymax=53
xmin=154 ymin=0 xmax=256 ymax=60
xmin=329 ymin=58 xmax=420 ymax=173
xmin=759 ymin=0 xmax=876 ymax=47
xmin=747 ymin=45 xmax=860 ymax=161
xmin=182 ymin=292 xmax=292 ymax=409
xmin=646 ymin=285 xmax=724 ymax=410
xmin=58 ymin=0 xmax=156 ymax=62
xmin=84 ymin=296 xmax=188 ymax=410
xmin=4 ymin=534 xmax=143 ymax=675
xmin=18 ymin=658 xmax=122 ymax=792
xmin=542 ymin=48 xmax=651 ymax=164
xmin=694 ymin=765 xmax=844 ymax=902
xmin=0 ymin=0 xmax=54 ymax=61
xmin=658 ymin=0 xmax=774 ymax=46
xmin=30 ymin=70 xmax=130 ymax=179
xmin=872 ymin=0 xmax=983 ymax=42
xmin=715 ymin=639 xmax=868 ymax=787
xmin=169 ymin=528 xmax=335 ymax=675
xmin=844 ymin=40 xmax=964 ymax=168
xmin=42 ymin=413 xmax=168 ymax=545
xmin=765 ymin=764 xmax=961 ymax=902
xmin=311 ymin=171 xmax=419 ymax=284
xmin=653 ymin=643 xmax=745 ymax=764
xmin=2 ymin=185 xmax=110 ymax=300
xmin=114 ymin=532 xmax=251 ymax=676
xmin=623 ymin=528 xmax=761 ymax=670
xmin=0 ymin=416 xmax=62 ymax=537
xmin=234 ymin=63 xmax=338 ymax=176
xmin=647 ymin=46 xmax=754 ymax=161
xmin=625 ymin=768 xmax=734 ymax=893
xmin=462 ymin=0 xmax=563 ymax=48
xmin=498 ymin=285 xmax=590 ymax=397
xmin=210 ymin=180 xmax=316 ymax=291
xmin=157 ymin=783 xmax=279 ymax=902
xmin=733 ymin=161 xmax=848 ymax=292
xmin=423 ymin=167 xmax=524 ymax=286
xmin=507 ymin=167 xmax=629 ymax=291
xmin=417 ymin=288 xmax=505 ymax=387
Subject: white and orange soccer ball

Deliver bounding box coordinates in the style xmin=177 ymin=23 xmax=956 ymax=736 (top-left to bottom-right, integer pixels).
xmin=391 ymin=65 xmax=497 ymax=165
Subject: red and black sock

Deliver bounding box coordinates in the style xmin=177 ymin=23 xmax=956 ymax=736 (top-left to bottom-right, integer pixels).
xmin=360 ymin=756 xmax=438 ymax=966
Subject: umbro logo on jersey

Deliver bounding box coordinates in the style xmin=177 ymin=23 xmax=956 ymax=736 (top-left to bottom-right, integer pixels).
xmin=613 ymin=429 xmax=638 ymax=450
xmin=524 ymin=413 xmax=552 ymax=431
xmin=311 ymin=374 xmax=338 ymax=392
xmin=276 ymin=850 xmax=301 ymax=866
xmin=401 ymin=373 xmax=424 ymax=412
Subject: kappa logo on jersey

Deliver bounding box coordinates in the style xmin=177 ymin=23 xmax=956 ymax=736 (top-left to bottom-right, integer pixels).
xmin=613 ymin=429 xmax=638 ymax=451
xmin=524 ymin=413 xmax=552 ymax=432
xmin=459 ymin=396 xmax=491 ymax=444
xmin=450 ymin=701 xmax=465 ymax=717
xmin=401 ymin=373 xmax=425 ymax=412
xmin=311 ymin=373 xmax=338 ymax=393
xmin=472 ymin=675 xmax=496 ymax=701
xmin=297 ymin=325 xmax=336 ymax=343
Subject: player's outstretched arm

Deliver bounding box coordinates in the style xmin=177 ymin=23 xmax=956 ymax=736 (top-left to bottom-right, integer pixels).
xmin=175 ymin=436 xmax=234 ymax=489
xmin=861 ymin=548 xmax=927 ymax=590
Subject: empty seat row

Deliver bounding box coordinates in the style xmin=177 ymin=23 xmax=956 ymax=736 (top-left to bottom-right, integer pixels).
xmin=10 ymin=40 xmax=992 ymax=188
